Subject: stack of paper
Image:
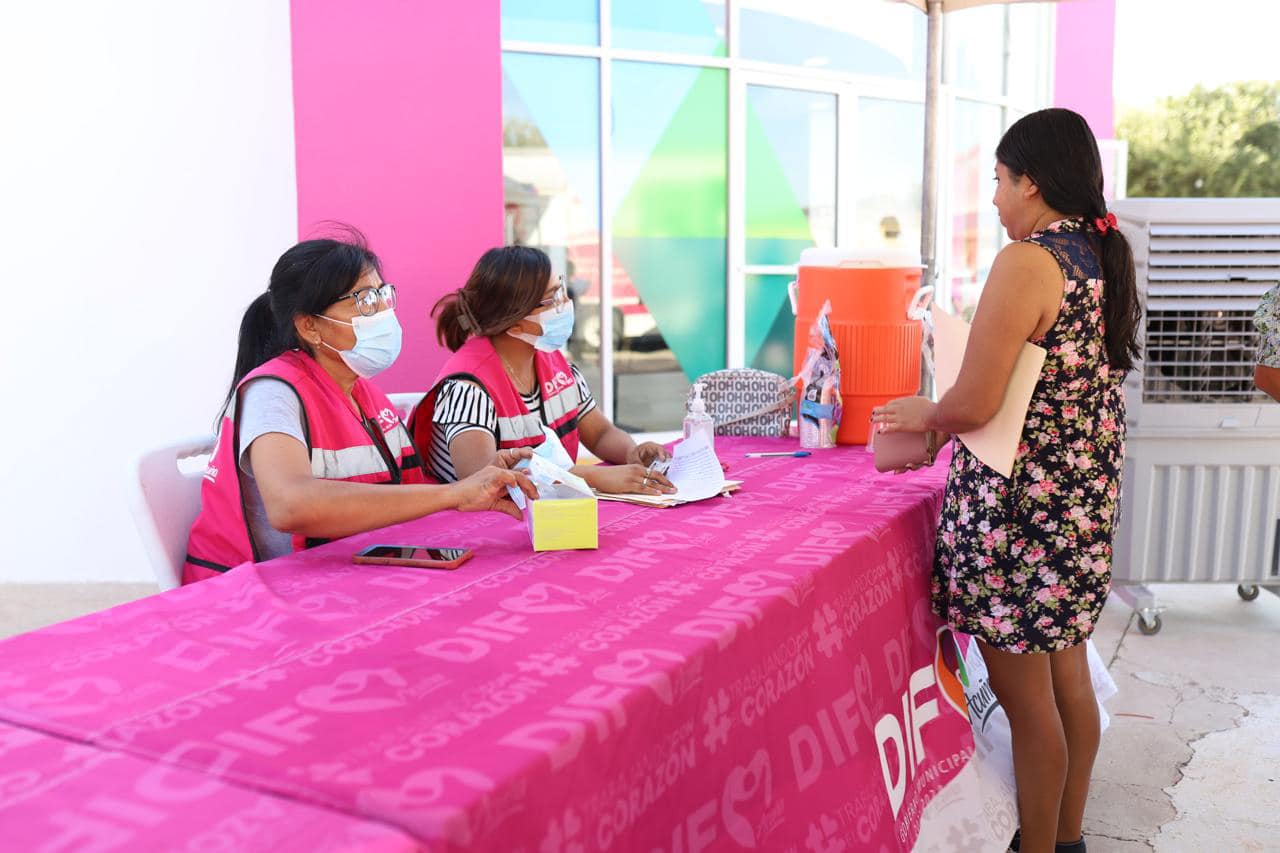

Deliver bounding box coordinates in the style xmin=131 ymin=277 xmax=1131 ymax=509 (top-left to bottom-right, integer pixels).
xmin=594 ymin=432 xmax=741 ymax=508
xmin=931 ymin=307 xmax=1047 ymax=478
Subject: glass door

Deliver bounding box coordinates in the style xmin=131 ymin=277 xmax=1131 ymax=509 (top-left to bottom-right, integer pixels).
xmin=731 ymin=75 xmax=841 ymax=378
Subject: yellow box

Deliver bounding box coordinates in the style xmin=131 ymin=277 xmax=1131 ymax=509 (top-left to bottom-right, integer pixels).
xmin=527 ymin=496 xmax=599 ymax=552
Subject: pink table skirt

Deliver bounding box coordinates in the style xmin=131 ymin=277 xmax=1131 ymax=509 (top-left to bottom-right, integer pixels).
xmin=0 ymin=438 xmax=978 ymax=851
xmin=0 ymin=720 xmax=419 ymax=852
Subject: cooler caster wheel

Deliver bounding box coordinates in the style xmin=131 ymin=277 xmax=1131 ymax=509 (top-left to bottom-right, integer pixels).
xmin=1137 ymin=612 xmax=1162 ymax=635
xmin=1238 ymin=584 xmax=1261 ymax=601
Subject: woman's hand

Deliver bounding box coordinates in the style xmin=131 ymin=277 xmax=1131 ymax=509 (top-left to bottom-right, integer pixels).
xmin=586 ymin=463 xmax=676 ymax=496
xmin=451 ymin=465 xmax=538 ymax=520
xmin=870 ymin=396 xmax=936 ymax=435
xmin=494 ymin=447 xmax=534 ymax=469
xmin=625 ymin=442 xmax=671 ymax=467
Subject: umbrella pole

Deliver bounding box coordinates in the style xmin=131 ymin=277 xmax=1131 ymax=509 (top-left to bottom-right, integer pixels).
xmin=919 ymin=0 xmax=943 ymax=398
xmin=921 ymin=0 xmax=943 ymax=294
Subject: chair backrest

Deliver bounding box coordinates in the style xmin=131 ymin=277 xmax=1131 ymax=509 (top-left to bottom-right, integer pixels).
xmin=693 ymin=368 xmax=795 ymax=437
xmin=388 ymin=391 xmax=426 ymax=425
xmin=129 ymin=436 xmax=216 ymax=591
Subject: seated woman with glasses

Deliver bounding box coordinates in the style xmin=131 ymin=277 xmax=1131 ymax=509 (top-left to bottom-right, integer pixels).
xmin=411 ymin=246 xmax=675 ymax=496
xmin=182 ymin=232 xmax=536 ymax=584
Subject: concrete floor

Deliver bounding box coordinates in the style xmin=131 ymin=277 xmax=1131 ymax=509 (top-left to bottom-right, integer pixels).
xmin=1083 ymin=582 xmax=1280 ymax=852
xmin=1 ymin=581 xmax=1277 ymax=850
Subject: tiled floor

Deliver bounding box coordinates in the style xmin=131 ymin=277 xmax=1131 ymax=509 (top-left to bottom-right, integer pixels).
xmin=0 ymin=583 xmax=156 ymax=639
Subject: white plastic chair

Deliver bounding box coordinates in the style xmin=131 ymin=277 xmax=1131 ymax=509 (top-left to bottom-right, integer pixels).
xmin=129 ymin=436 xmax=216 ymax=591
xmin=387 ymin=391 xmax=426 ymax=424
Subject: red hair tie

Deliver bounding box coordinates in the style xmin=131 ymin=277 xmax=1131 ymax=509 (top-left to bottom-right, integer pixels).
xmin=1094 ymin=212 xmax=1118 ymax=234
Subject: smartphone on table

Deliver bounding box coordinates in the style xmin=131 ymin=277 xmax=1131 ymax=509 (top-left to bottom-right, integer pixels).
xmin=352 ymin=545 xmax=474 ymax=570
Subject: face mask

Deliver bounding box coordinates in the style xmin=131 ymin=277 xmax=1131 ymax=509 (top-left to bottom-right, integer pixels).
xmin=315 ymin=308 xmax=402 ymax=378
xmin=508 ymin=300 xmax=574 ymax=352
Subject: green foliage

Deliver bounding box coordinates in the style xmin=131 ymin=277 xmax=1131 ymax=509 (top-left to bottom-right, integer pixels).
xmin=1118 ymin=82 xmax=1280 ymax=197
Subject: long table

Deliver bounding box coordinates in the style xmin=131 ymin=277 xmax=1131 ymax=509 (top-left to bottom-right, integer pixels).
xmin=0 ymin=437 xmax=1012 ymax=851
xmin=0 ymin=720 xmax=419 ymax=851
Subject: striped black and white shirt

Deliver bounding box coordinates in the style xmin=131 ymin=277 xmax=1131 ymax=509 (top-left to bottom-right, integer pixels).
xmin=427 ymin=365 xmax=597 ymax=482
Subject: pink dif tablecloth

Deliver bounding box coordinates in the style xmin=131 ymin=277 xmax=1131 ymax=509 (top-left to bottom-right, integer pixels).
xmin=0 ymin=437 xmax=986 ymax=851
xmin=0 ymin=720 xmax=419 ymax=852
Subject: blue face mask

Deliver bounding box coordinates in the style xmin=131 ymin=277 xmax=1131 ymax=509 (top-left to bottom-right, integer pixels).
xmin=316 ymin=308 xmax=402 ymax=378
xmin=509 ymin=301 xmax=575 ymax=352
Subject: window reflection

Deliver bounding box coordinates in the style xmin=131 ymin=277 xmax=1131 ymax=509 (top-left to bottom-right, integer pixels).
xmin=611 ymin=61 xmax=727 ymax=431
xmin=949 ymin=100 xmax=1005 ymax=318
xmin=854 ymin=99 xmax=924 ymax=253
xmin=944 ymin=5 xmax=1006 ymax=95
xmin=741 ymin=0 xmax=926 ymax=80
xmin=502 ymin=53 xmax=602 ymax=392
xmin=612 ymin=0 xmax=727 ymax=56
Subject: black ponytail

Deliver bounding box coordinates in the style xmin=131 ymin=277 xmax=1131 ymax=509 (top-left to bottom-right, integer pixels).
xmin=996 ymin=108 xmax=1142 ymax=373
xmin=220 ymin=227 xmax=381 ymax=416
xmin=1092 ymin=223 xmax=1141 ymax=374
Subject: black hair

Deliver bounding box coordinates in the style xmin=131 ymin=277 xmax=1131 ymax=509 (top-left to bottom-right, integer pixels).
xmin=433 ymin=246 xmax=552 ymax=352
xmin=221 ymin=226 xmax=381 ymax=414
xmin=996 ymin=108 xmax=1141 ymax=373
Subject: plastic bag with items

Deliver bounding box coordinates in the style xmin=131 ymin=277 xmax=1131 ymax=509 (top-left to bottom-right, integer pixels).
xmin=794 ymin=299 xmax=842 ymax=449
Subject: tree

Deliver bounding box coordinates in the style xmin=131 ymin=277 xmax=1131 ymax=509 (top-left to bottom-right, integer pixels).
xmin=1118 ymin=82 xmax=1280 ymax=197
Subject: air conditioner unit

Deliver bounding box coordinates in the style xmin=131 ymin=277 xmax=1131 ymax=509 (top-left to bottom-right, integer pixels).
xmin=1112 ymin=198 xmax=1280 ymax=634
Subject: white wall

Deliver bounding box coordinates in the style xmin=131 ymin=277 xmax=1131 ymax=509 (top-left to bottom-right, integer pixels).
xmin=0 ymin=1 xmax=297 ymax=582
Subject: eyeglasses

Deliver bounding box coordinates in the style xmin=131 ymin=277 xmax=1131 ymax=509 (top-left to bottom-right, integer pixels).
xmin=538 ymin=276 xmax=569 ymax=309
xmin=332 ymin=283 xmax=397 ymax=317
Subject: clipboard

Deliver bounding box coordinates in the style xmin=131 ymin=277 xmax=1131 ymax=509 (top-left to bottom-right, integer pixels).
xmin=931 ymin=307 xmax=1046 ymax=478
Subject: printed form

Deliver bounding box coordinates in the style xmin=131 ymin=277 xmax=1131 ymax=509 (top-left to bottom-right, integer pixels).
xmin=664 ymin=431 xmax=726 ymax=502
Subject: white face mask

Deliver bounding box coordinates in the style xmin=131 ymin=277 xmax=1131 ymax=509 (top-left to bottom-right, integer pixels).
xmin=315 ymin=308 xmax=403 ymax=378
xmin=508 ymin=300 xmax=575 ymax=352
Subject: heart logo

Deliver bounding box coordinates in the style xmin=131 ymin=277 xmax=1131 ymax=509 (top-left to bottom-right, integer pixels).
xmin=295 ymin=668 xmax=407 ymax=713
xmin=500 ymin=583 xmax=585 ymax=614
xmin=722 ymin=749 xmax=773 ymax=848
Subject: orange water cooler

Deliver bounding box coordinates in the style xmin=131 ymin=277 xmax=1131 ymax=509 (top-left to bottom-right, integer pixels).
xmin=791 ymin=249 xmax=924 ymax=445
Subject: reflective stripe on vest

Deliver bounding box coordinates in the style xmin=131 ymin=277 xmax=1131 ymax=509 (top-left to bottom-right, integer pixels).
xmin=541 ymin=381 xmax=582 ymax=426
xmin=386 ymin=423 xmax=415 ymax=456
xmin=495 ymin=411 xmax=545 ymax=442
xmin=311 ymin=444 xmax=392 ymax=480
xmin=183 ymin=351 xmax=425 ymax=583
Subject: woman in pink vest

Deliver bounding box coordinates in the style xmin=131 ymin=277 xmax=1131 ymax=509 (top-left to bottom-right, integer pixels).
xmin=183 ymin=233 xmax=536 ymax=584
xmin=412 ymin=246 xmax=675 ymax=496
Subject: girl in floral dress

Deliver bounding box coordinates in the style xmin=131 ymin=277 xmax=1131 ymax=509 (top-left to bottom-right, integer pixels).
xmin=873 ymin=109 xmax=1141 ymax=853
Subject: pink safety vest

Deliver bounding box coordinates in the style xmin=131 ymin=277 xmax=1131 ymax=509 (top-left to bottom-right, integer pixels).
xmin=182 ymin=350 xmax=425 ymax=584
xmin=410 ymin=336 xmax=583 ymax=468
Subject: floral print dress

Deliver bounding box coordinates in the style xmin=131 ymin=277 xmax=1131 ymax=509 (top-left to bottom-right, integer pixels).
xmin=1253 ymin=284 xmax=1280 ymax=368
xmin=932 ymin=218 xmax=1126 ymax=654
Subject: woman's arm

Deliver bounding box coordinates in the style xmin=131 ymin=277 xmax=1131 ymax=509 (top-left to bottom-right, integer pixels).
xmin=577 ymin=407 xmax=634 ymax=463
xmin=873 ymin=242 xmax=1062 ymax=435
xmin=577 ymin=406 xmax=671 ymax=467
xmin=250 ymin=433 xmax=535 ymax=536
xmin=932 ymin=242 xmax=1062 ymax=433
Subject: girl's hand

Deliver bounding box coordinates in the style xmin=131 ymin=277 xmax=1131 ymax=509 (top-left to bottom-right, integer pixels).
xmin=494 ymin=448 xmax=534 ymax=469
xmin=588 ymin=463 xmax=676 ymax=496
xmin=870 ymin=396 xmax=936 ymax=434
xmin=625 ymin=442 xmax=671 ymax=467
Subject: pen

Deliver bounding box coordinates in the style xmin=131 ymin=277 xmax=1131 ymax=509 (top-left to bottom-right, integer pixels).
xmin=744 ymin=451 xmax=812 ymax=458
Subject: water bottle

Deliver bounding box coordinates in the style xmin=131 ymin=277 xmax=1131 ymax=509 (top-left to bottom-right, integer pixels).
xmin=683 ymin=382 xmax=715 ymax=451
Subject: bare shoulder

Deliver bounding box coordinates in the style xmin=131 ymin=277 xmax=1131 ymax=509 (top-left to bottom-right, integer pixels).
xmin=992 ymin=240 xmax=1063 ymax=277
xmin=984 ymin=240 xmax=1064 ymax=299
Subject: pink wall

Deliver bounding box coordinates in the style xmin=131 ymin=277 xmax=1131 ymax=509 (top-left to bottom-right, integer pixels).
xmin=1054 ymin=0 xmax=1116 ymax=138
xmin=290 ymin=1 xmax=503 ymax=392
